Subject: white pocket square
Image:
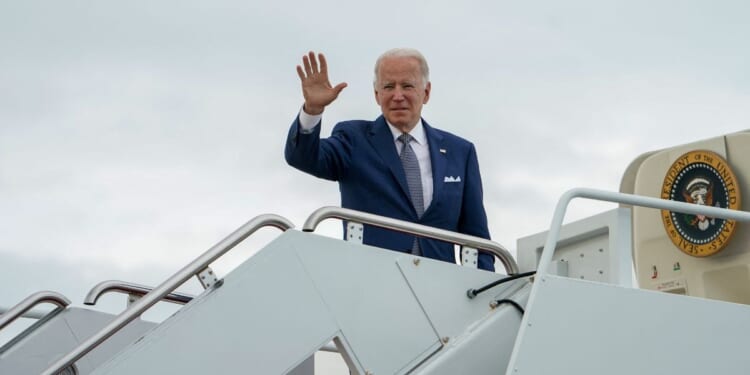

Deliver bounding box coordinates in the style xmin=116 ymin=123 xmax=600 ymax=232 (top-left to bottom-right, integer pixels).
xmin=444 ymin=176 xmax=461 ymax=183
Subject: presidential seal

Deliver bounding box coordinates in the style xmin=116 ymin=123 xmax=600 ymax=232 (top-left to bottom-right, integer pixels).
xmin=661 ymin=150 xmax=741 ymax=257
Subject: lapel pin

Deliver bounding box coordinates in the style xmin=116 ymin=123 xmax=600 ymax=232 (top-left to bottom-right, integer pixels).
xmin=439 ymin=148 xmax=447 ymax=154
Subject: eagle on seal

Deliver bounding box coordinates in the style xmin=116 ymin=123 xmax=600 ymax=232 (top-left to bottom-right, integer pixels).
xmin=682 ymin=177 xmax=714 ymax=230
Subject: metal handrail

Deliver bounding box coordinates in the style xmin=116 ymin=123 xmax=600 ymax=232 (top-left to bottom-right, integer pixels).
xmin=303 ymin=206 xmax=519 ymax=274
xmin=43 ymin=214 xmax=294 ymax=375
xmin=0 ymin=291 xmax=71 ymax=330
xmin=537 ymin=188 xmax=750 ymax=277
xmin=0 ymin=307 xmax=48 ymax=320
xmin=84 ymin=280 xmax=195 ymax=306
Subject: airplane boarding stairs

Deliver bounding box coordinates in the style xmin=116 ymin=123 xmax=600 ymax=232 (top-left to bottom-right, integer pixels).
xmin=4 ymin=189 xmax=750 ymax=374
xmin=0 ymin=284 xmax=194 ymax=374
xmin=87 ymin=229 xmax=531 ymax=375
xmin=3 ymin=207 xmax=527 ymax=375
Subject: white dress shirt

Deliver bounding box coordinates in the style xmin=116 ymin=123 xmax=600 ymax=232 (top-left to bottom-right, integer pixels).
xmin=298 ymin=109 xmax=433 ymax=210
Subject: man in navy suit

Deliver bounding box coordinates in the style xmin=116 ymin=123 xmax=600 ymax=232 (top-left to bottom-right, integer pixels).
xmin=285 ymin=49 xmax=494 ymax=271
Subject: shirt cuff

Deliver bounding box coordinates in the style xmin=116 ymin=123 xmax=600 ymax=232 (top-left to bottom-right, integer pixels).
xmin=298 ymin=106 xmax=322 ymax=134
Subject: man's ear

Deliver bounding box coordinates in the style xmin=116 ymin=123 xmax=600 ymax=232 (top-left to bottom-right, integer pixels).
xmin=423 ymin=82 xmax=431 ymax=104
xmin=374 ymin=89 xmax=381 ymax=105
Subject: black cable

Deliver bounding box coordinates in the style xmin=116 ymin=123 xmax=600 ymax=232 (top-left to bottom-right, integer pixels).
xmin=493 ymin=299 xmax=525 ymax=315
xmin=466 ymin=270 xmax=536 ymax=299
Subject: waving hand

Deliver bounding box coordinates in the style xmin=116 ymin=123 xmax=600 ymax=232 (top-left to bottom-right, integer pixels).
xmin=296 ymin=51 xmax=348 ymax=115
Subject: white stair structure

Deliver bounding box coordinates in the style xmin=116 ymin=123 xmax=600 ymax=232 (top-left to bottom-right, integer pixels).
xmin=90 ymin=229 xmax=529 ymax=375
xmin=0 ymin=281 xmax=199 ymax=375
xmin=22 ymin=209 xmax=523 ymax=375
xmin=507 ymin=188 xmax=750 ymax=374
xmin=4 ymin=173 xmax=750 ymax=374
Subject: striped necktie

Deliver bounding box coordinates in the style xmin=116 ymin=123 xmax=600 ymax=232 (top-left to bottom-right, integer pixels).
xmin=398 ymin=133 xmax=423 ymax=255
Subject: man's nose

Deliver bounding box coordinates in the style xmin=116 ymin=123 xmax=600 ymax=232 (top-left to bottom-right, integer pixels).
xmin=392 ymin=87 xmax=405 ymax=100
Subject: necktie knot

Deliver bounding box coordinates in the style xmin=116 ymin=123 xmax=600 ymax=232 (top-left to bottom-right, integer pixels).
xmin=398 ymin=133 xmax=414 ymax=145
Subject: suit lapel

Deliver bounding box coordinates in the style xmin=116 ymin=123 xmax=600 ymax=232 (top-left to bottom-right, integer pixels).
xmin=367 ymin=116 xmax=411 ymax=200
xmin=424 ymin=120 xmax=446 ymax=213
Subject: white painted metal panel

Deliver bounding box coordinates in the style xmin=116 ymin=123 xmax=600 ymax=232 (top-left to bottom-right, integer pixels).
xmin=517 ymin=208 xmax=632 ymax=286
xmin=0 ymin=308 xmax=155 ymax=375
xmin=414 ymin=285 xmax=531 ymax=375
xmin=92 ymin=233 xmax=342 ymax=375
xmin=292 ymin=237 xmax=442 ymax=374
xmin=93 ymin=231 xmax=448 ymax=374
xmin=396 ymin=256 xmax=523 ymax=341
xmin=507 ymin=274 xmax=750 ymax=374
xmin=91 ymin=230 xmax=528 ymax=375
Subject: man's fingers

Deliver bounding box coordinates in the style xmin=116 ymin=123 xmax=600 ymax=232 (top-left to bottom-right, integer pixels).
xmin=308 ymin=51 xmax=319 ymax=73
xmin=333 ymin=82 xmax=348 ymax=94
xmin=319 ymin=53 xmax=328 ymax=75
xmin=296 ymin=65 xmax=305 ymax=81
xmin=302 ymin=53 xmax=313 ymax=76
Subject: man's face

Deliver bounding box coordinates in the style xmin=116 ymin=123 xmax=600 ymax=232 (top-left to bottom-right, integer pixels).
xmin=374 ymin=56 xmax=431 ymax=132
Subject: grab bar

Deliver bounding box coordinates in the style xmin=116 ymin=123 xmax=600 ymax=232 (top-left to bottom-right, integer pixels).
xmin=537 ymin=188 xmax=750 ymax=277
xmin=84 ymin=280 xmax=195 ymax=306
xmin=0 ymin=307 xmax=48 ymax=320
xmin=43 ymin=214 xmax=294 ymax=375
xmin=0 ymin=291 xmax=70 ymax=330
xmin=303 ymin=206 xmax=519 ymax=274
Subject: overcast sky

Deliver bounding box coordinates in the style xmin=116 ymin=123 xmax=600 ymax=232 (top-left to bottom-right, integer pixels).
xmin=1 ymin=0 xmax=749 ymax=369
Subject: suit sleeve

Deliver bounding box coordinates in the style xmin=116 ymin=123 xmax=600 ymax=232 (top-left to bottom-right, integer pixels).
xmin=458 ymin=144 xmax=495 ymax=272
xmin=284 ymin=115 xmax=351 ymax=181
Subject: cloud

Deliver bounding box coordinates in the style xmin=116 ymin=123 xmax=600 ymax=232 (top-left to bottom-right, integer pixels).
xmin=1 ymin=2 xmax=749 ymax=372
xmin=1 ymin=0 xmax=749 ymax=306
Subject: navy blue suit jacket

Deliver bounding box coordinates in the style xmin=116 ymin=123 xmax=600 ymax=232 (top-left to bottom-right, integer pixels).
xmin=285 ymin=115 xmax=494 ymax=271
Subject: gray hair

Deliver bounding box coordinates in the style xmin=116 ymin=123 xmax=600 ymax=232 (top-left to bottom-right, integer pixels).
xmin=373 ymin=48 xmax=430 ymax=87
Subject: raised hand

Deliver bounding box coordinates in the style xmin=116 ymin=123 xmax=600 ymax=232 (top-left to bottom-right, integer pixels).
xmin=296 ymin=51 xmax=348 ymax=115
